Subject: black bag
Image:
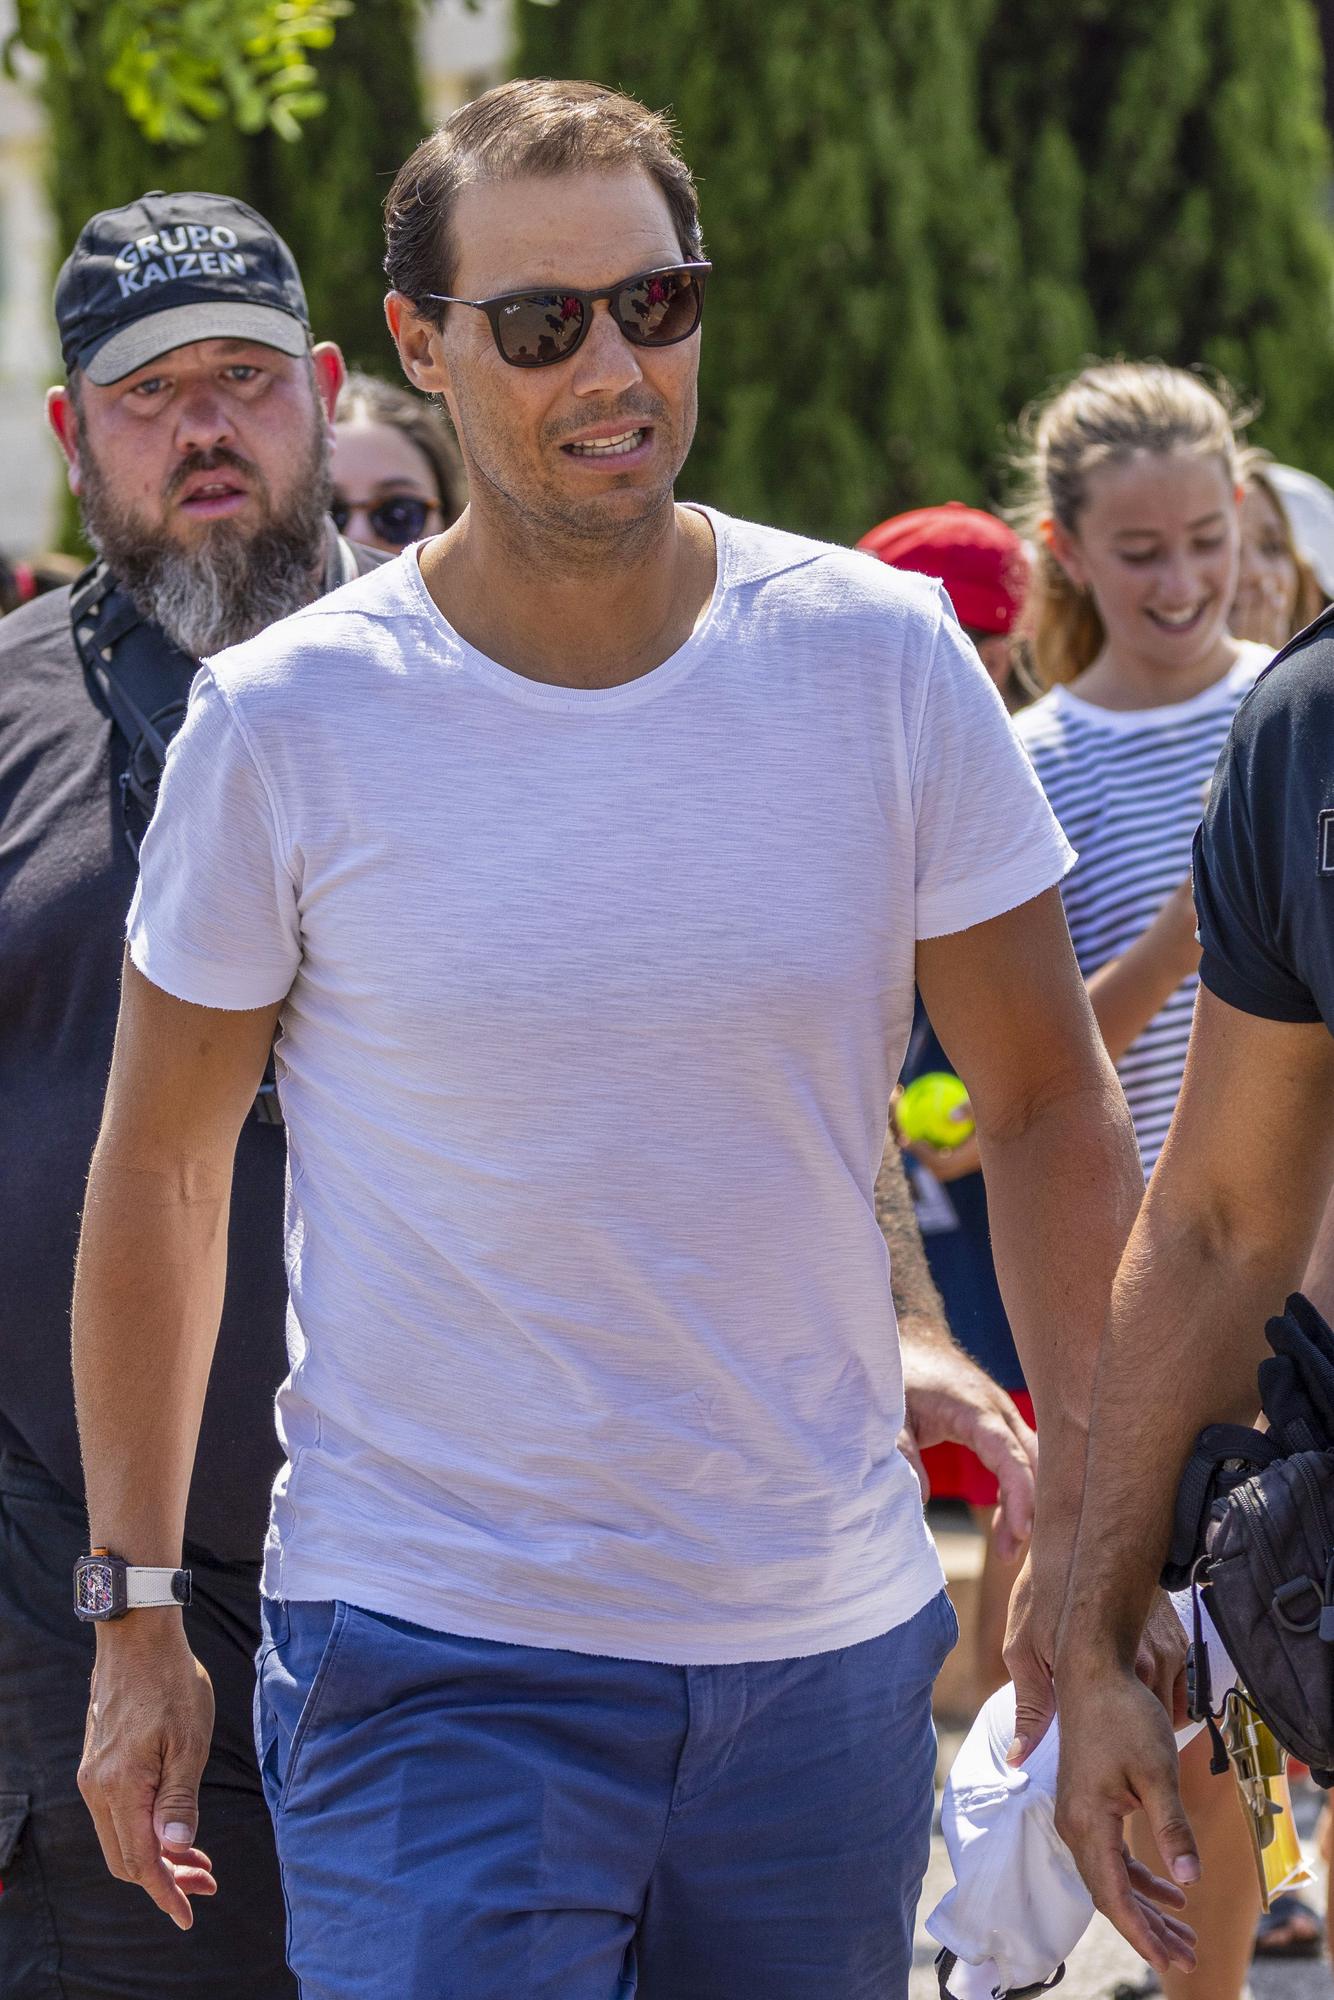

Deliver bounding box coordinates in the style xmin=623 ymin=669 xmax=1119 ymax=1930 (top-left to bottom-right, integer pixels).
xmin=1164 ymin=1293 xmax=1334 ymax=1786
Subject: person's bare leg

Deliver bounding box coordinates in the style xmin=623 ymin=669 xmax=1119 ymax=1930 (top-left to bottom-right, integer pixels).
xmin=970 ymin=1504 xmax=1025 ymax=1704
xmin=1128 ymin=1730 xmax=1259 ymax=1999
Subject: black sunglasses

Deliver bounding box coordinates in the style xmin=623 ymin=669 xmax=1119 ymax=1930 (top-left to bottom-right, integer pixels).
xmin=330 ymin=494 xmax=440 ymax=546
xmin=421 ymin=262 xmax=711 ymax=370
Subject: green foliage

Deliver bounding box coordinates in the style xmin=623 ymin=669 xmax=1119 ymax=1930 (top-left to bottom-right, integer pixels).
xmin=12 ymin=0 xmax=350 ymax=144
xmin=46 ymin=0 xmax=424 ymax=370
xmin=980 ymin=0 xmax=1334 ymax=483
xmin=521 ymin=0 xmax=1334 ymax=533
xmin=521 ymin=0 xmax=1022 ymax=540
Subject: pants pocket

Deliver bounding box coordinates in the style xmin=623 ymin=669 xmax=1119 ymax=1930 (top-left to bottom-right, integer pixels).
xmin=256 ymin=1601 xmax=351 ymax=1815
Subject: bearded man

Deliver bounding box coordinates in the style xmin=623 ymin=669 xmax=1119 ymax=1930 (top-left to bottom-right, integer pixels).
xmin=0 ymin=190 xmax=379 ymax=2000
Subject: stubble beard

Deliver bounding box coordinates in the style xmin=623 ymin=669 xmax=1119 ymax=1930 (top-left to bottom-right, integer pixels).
xmin=459 ymin=387 xmax=694 ymax=579
xmin=79 ymin=418 xmax=332 ymax=659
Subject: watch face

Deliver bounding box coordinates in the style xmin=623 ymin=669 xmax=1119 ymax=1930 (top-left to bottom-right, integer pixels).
xmin=75 ymin=1559 xmax=118 ymax=1619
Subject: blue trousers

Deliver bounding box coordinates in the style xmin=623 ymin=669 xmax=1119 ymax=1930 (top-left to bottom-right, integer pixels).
xmin=256 ymin=1589 xmax=955 ymax=1999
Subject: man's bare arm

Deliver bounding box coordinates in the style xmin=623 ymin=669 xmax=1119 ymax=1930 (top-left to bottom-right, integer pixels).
xmin=74 ymin=959 xmax=280 ymax=1558
xmin=876 ymin=1134 xmax=1036 ymax=1553
xmin=1301 ymin=1181 xmax=1334 ymax=1320
xmin=916 ymin=889 xmax=1146 ymax=1748
xmin=73 ymin=957 xmax=280 ymax=1928
xmin=1053 ymin=989 xmax=1334 ymax=1967
xmin=874 ymin=1136 xmax=948 ymax=1336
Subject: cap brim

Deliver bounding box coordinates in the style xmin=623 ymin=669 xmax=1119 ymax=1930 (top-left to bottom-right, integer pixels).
xmin=81 ymin=302 xmax=310 ymax=385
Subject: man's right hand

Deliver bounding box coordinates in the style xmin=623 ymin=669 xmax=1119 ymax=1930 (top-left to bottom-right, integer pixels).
xmin=1053 ymin=1661 xmax=1200 ymax=1977
xmin=1007 ymin=1542 xmax=1190 ymax=1762
xmin=78 ymin=1615 xmax=217 ymax=1929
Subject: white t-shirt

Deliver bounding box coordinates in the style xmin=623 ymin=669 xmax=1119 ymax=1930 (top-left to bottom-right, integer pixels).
xmin=128 ymin=508 xmax=1073 ymax=1665
xmin=1016 ymin=646 xmax=1269 ymax=1178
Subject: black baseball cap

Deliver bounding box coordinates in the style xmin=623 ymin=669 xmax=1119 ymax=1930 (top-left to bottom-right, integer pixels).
xmin=55 ymin=191 xmax=312 ymax=386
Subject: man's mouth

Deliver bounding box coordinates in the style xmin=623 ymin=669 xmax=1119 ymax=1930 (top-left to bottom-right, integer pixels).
xmin=175 ymin=476 xmax=251 ymax=519
xmin=561 ymin=427 xmax=650 ymax=460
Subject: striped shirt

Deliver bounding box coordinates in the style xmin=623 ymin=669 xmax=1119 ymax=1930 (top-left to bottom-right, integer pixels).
xmin=1015 ymin=645 xmax=1269 ymax=1177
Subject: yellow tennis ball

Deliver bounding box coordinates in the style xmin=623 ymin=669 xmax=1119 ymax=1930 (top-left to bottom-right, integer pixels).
xmin=896 ymin=1072 xmax=975 ymax=1150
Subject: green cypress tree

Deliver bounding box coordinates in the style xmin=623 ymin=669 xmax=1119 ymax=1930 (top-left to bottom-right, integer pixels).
xmin=45 ymin=0 xmax=425 ymax=374
xmin=519 ymin=0 xmax=1023 ymax=541
xmin=982 ymin=0 xmax=1334 ymax=475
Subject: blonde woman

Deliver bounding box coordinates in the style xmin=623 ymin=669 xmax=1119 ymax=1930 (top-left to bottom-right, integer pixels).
xmin=1231 ymin=449 xmax=1329 ymax=650
xmin=1012 ymin=361 xmax=1271 ymax=2000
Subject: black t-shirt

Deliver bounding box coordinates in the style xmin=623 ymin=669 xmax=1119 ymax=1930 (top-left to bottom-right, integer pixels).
xmin=1195 ymin=606 xmax=1334 ymax=1030
xmin=0 ymin=545 xmax=381 ymax=1562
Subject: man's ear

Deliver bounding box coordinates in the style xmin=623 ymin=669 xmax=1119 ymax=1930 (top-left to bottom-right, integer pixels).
xmin=385 ymin=292 xmax=450 ymax=398
xmin=46 ymin=384 xmax=82 ymax=496
xmin=310 ymin=341 xmax=346 ymax=424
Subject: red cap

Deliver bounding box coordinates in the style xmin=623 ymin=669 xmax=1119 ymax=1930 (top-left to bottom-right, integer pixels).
xmin=856 ymin=502 xmax=1029 ymax=635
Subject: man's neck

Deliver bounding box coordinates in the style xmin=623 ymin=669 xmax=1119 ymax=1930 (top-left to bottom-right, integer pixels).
xmin=417 ymin=498 xmax=717 ymax=692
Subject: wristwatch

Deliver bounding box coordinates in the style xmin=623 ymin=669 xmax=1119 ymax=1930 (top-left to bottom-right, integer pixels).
xmin=73 ymin=1550 xmax=192 ymax=1622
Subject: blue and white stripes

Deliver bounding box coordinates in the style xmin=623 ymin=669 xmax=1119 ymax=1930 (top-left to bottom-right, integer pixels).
xmin=1015 ymin=646 xmax=1268 ymax=1178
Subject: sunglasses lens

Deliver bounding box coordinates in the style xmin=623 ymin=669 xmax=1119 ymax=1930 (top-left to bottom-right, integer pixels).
xmin=369 ymin=496 xmax=433 ymax=545
xmin=497 ymin=291 xmax=587 ymax=367
xmin=617 ymin=270 xmax=702 ymax=347
xmin=329 ymin=499 xmax=350 ymax=532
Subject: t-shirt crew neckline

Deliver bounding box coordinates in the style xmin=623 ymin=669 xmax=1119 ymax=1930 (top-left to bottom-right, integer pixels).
xmin=403 ymin=501 xmax=726 ymax=714
xmin=1044 ymin=643 xmax=1268 ymax=734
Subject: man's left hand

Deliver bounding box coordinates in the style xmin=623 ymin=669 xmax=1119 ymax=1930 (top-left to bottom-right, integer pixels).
xmin=898 ymin=1334 xmax=1036 ymax=1559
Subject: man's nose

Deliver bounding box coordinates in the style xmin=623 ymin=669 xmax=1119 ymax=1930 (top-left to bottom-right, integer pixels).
xmin=173 ymin=385 xmax=237 ymax=456
xmin=569 ymin=302 xmax=644 ymax=398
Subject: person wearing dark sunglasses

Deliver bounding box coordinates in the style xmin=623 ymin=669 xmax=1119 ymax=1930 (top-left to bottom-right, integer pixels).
xmin=332 ymin=369 xmax=465 ymax=552
xmin=74 ymin=78 xmax=1145 ymax=2000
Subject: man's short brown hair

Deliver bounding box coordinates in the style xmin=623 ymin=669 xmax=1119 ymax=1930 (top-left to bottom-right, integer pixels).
xmin=384 ymin=78 xmax=704 ymax=319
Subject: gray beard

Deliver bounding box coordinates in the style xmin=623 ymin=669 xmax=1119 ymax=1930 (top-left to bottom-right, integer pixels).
xmin=80 ymin=437 xmax=332 ymax=659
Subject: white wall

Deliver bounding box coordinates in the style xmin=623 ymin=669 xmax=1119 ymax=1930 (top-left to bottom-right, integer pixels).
xmin=0 ymin=0 xmax=61 ymax=556
xmin=419 ymin=0 xmax=512 ymax=123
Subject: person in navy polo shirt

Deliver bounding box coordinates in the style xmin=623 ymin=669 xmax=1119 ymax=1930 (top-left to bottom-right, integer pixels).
xmin=1053 ymin=605 xmax=1334 ymax=1975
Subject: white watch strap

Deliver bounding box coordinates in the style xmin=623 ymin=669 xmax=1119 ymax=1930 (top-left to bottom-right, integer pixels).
xmin=124 ymin=1566 xmax=186 ymax=1609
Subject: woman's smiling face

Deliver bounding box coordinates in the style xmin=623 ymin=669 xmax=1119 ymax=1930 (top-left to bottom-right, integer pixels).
xmin=1233 ymin=477 xmax=1300 ymax=646
xmin=1049 ymin=449 xmax=1241 ymax=673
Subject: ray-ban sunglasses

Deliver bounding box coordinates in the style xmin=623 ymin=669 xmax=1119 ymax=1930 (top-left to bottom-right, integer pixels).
xmin=420 ymin=261 xmax=711 ymax=370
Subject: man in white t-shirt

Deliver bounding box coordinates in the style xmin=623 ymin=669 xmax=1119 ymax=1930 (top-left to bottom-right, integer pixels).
xmin=70 ymin=79 xmax=1147 ymax=2000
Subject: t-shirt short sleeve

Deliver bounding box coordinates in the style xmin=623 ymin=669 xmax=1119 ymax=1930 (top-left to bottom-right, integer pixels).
xmin=1194 ymin=713 xmax=1320 ymax=1024
xmin=911 ymin=605 xmax=1075 ymax=940
xmin=127 ymin=665 xmax=300 ymax=1009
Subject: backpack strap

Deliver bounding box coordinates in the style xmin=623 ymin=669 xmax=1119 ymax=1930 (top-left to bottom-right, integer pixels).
xmin=1162 ymin=1423 xmax=1281 ymax=1589
xmin=70 ymin=560 xmax=193 ymax=764
xmin=70 ymin=562 xmax=199 ymax=854
xmin=69 ymin=560 xmax=281 ymax=1125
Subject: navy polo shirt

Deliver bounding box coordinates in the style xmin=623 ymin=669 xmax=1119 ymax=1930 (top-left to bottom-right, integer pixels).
xmin=1195 ymin=606 xmax=1334 ymax=1029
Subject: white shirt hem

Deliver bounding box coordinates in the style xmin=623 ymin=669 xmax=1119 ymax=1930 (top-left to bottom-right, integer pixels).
xmin=261 ymin=1544 xmax=948 ymax=1667
xmin=916 ymin=838 xmax=1075 ymax=941
xmin=127 ymin=910 xmax=294 ymax=1012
